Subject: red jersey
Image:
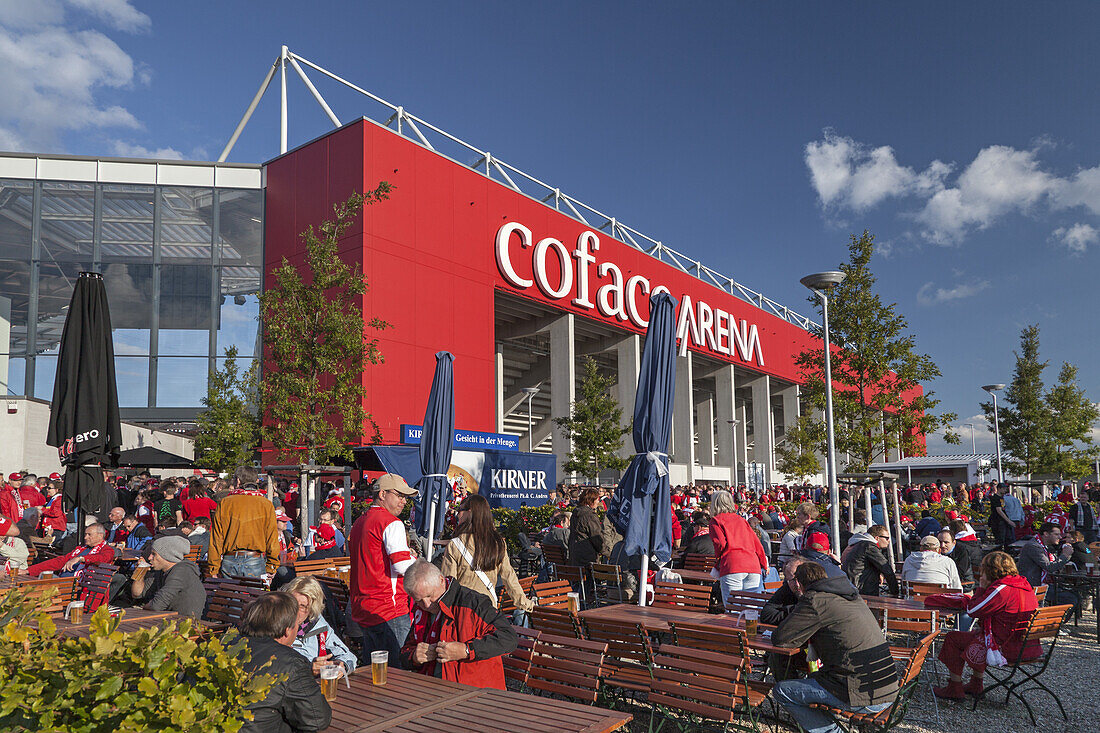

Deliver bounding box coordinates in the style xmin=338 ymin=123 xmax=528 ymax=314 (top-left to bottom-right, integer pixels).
xmin=19 ymin=486 xmax=45 ymax=508
xmin=0 ymin=486 xmax=23 ymax=522
xmin=39 ymin=495 xmax=67 ymax=533
xmin=182 ymin=496 xmax=218 ymax=521
xmin=349 ymin=505 xmax=417 ymax=626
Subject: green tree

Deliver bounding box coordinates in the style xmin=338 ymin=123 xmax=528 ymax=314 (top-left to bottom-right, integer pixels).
xmin=775 ymin=413 xmax=824 ymax=482
xmin=260 ymin=185 xmax=392 ymax=463
xmin=195 ymin=346 xmax=260 ymax=473
xmin=982 ymin=325 xmax=1050 ymax=477
xmin=1041 ymin=361 xmax=1099 ymax=478
xmin=553 ymin=357 xmax=631 ymax=479
xmin=795 ymin=231 xmax=958 ymax=472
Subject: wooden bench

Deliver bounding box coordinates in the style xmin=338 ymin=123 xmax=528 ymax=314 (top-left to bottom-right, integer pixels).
xmin=503 ymin=626 xmax=540 ymax=687
xmin=683 ymin=553 xmax=715 ymax=572
xmin=589 ymin=563 xmax=630 ymax=606
xmin=531 ymin=606 xmax=582 ymax=638
xmin=648 ymin=643 xmax=771 ymax=731
xmin=498 ymin=575 xmax=536 ymax=615
xmin=292 ymin=557 xmax=337 ymax=577
xmin=77 ymin=564 xmax=117 ymax=612
xmin=651 ymin=581 xmax=711 ymax=611
xmin=532 ymin=579 xmax=573 ymax=608
xmin=581 ymin=617 xmax=654 ymax=699
xmin=527 ymin=633 xmax=607 ymax=704
xmin=204 ymin=584 xmax=263 ymax=628
xmin=10 ymin=576 xmax=79 ymax=617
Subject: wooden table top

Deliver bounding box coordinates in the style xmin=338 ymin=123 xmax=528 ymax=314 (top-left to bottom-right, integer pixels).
xmin=577 ymin=603 xmax=797 ymax=656
xmin=675 ymin=569 xmax=715 ymax=584
xmin=324 ymin=667 xmax=631 ymax=733
xmin=707 ymin=587 xmax=930 ymax=614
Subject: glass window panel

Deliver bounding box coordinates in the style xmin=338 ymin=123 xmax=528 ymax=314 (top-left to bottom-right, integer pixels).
xmin=0 ymin=259 xmax=31 ymax=356
xmin=5 ymin=356 xmax=25 ymax=396
xmin=115 ymin=356 xmax=149 ymax=407
xmin=160 ymin=187 xmax=213 ymax=265
xmin=156 ymin=357 xmax=208 ymax=407
xmin=159 ymin=264 xmax=212 ymax=331
xmin=216 ymin=292 xmax=259 ymax=357
xmin=112 ymin=328 xmax=150 ymax=356
xmin=158 ymin=329 xmax=209 ymax=357
xmin=36 ymin=259 xmax=92 ymax=355
xmin=0 ymin=179 xmax=33 ymax=263
xmin=101 ymin=262 xmax=153 ymax=337
xmin=101 ymin=184 xmax=154 ymax=263
xmin=217 ymin=188 xmax=262 ymax=295
xmin=39 ymin=181 xmax=94 ymax=263
xmin=34 ymin=354 xmax=57 ymax=400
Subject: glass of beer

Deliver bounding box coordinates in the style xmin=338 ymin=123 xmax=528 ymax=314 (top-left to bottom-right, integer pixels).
xmin=566 ymin=592 xmax=580 ymax=613
xmin=319 ymin=662 xmax=341 ymax=701
xmin=371 ymin=650 xmax=388 ymax=686
xmin=41 ymin=571 xmax=53 ymax=579
xmin=70 ymin=602 xmax=84 ymax=624
xmin=7 ymin=566 xmax=16 ymax=581
xmin=743 ymin=609 xmax=759 ymax=636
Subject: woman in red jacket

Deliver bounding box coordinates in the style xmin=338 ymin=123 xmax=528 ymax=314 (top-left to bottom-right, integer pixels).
xmin=709 ymin=489 xmax=769 ymax=605
xmin=38 ymin=481 xmax=67 ymax=539
xmin=928 ymin=551 xmax=1040 ymax=699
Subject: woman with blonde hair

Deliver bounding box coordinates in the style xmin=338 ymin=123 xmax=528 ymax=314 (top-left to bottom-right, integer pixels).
xmin=709 ymin=489 xmax=768 ymax=604
xmin=442 ymin=494 xmax=534 ymax=614
xmin=282 ymin=575 xmax=357 ymax=678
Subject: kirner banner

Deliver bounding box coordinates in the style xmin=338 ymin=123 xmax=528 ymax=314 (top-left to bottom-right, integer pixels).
xmin=367 ymin=445 xmax=555 ymax=509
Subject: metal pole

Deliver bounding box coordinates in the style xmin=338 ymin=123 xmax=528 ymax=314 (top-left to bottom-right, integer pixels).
xmin=890 ymin=479 xmax=904 ymax=560
xmin=527 ymin=392 xmax=535 ymax=452
xmin=299 ymin=468 xmax=309 ymax=544
xmin=279 ymin=45 xmax=288 ymax=154
xmin=991 ymin=393 xmax=1004 ymax=482
xmin=878 ymin=480 xmax=895 ymax=567
xmin=426 ymin=498 xmax=437 ymax=560
xmin=821 ymin=291 xmax=841 ymax=554
xmin=637 ymin=491 xmax=653 ymax=607
xmin=219 ymin=57 xmax=279 ymax=161
xmin=863 ymin=483 xmax=873 ymax=529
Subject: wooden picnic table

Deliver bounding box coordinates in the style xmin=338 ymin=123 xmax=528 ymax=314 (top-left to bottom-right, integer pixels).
xmin=719 ymin=588 xmax=929 ymax=614
xmin=577 ymin=603 xmax=798 ymax=657
xmin=676 ymin=568 xmax=715 ymax=585
xmin=324 ymin=667 xmax=631 ymax=733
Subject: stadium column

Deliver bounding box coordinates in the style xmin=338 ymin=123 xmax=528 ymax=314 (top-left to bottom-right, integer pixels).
xmin=672 ymin=351 xmax=696 ymax=480
xmin=696 ymin=394 xmax=715 ymax=467
xmin=550 ymin=313 xmax=576 ymax=479
xmin=0 ymin=296 xmax=9 ymax=393
xmin=748 ymin=373 xmax=774 ymax=487
xmin=495 ymin=342 xmax=505 ymax=433
xmin=615 ymin=333 xmax=641 ymax=461
xmin=780 ymin=384 xmax=800 ymax=475
xmin=714 ymin=364 xmax=737 ymax=483
xmin=736 ymin=403 xmax=750 ymax=482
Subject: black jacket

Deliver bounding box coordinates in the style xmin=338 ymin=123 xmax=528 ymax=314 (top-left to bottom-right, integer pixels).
xmin=840 ymin=534 xmax=898 ymax=596
xmin=682 ymin=530 xmax=715 ymax=557
xmin=761 ymin=560 xmax=854 ymax=626
xmin=568 ymin=505 xmax=604 ymax=565
xmin=946 ymin=543 xmax=974 ymax=585
xmin=240 ymin=636 xmax=331 ymax=733
xmin=773 ymin=576 xmax=898 ymax=707
xmin=141 ymin=560 xmax=205 ymax=618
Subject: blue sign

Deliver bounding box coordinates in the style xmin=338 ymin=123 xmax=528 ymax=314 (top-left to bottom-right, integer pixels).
xmin=481 ymin=450 xmax=556 ymax=509
xmin=401 ymin=424 xmax=520 ymax=451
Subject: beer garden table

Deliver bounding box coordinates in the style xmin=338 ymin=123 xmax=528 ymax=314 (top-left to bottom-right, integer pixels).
xmin=323 ymin=667 xmax=631 ymax=733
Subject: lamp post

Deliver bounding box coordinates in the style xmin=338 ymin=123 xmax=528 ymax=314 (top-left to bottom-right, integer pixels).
xmin=801 ymin=270 xmax=846 ymax=554
xmin=522 ymin=387 xmax=539 ymax=452
xmin=982 ymin=384 xmax=1006 ymax=482
xmin=963 ymin=423 xmax=977 ymax=454
xmin=727 ymin=419 xmax=741 ymax=488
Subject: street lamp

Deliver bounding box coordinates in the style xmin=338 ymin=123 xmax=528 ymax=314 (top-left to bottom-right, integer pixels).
xmin=727 ymin=419 xmax=741 ymax=487
xmin=801 ymin=270 xmax=846 ymax=553
xmin=982 ymin=384 xmax=1006 ymax=482
xmin=963 ymin=423 xmax=977 ymax=454
xmin=522 ymin=387 xmax=539 ymax=452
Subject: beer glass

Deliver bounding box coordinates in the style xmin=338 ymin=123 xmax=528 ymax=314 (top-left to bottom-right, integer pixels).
xmin=566 ymin=592 xmax=580 ymax=613
xmin=742 ymin=609 xmax=759 ymax=636
xmin=319 ymin=662 xmax=341 ymax=701
xmin=371 ymin=650 xmax=388 ymax=685
xmin=70 ymin=602 xmax=84 ymax=624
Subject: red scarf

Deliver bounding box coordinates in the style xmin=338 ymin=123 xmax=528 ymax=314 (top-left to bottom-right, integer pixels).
xmin=6 ymin=487 xmax=23 ymax=520
xmin=230 ymin=486 xmax=267 ymax=497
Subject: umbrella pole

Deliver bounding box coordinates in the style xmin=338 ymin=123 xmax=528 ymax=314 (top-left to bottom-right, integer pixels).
xmin=891 ymin=479 xmax=904 ymax=560
xmin=425 ymin=497 xmax=437 ymax=560
xmin=637 ymin=491 xmax=653 ymax=607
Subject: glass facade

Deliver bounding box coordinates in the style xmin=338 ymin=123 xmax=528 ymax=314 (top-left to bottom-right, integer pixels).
xmin=0 ymin=175 xmax=263 ymax=422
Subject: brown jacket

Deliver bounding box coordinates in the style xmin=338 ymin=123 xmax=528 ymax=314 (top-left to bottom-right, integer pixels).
xmin=441 ymin=533 xmax=535 ymax=612
xmin=208 ymin=493 xmax=281 ymax=575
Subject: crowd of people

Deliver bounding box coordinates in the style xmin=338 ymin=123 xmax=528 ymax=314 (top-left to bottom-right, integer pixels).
xmin=2 ymin=467 xmax=1097 ymax=732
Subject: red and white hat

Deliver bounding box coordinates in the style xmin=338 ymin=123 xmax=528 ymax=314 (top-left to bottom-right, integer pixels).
xmin=49 ymin=472 xmax=62 ymax=481
xmin=274 ymin=508 xmax=290 ymax=522
xmin=314 ymin=523 xmax=337 ymax=549
xmin=7 ymin=472 xmax=21 ymax=482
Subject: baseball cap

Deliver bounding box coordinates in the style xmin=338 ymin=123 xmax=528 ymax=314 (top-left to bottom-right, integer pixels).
xmin=8 ymin=472 xmax=21 ymax=482
xmin=374 ymin=473 xmax=418 ymax=496
xmin=274 ymin=508 xmax=290 ymax=522
xmin=920 ymin=535 xmax=941 ymax=550
xmin=48 ymin=472 xmax=62 ymax=481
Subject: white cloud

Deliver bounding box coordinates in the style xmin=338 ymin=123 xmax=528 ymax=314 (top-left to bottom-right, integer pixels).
xmin=805 ymin=131 xmax=1100 ymax=248
xmin=916 ymin=278 xmax=990 ymax=306
xmin=1051 ymin=223 xmax=1098 ymax=254
xmin=110 ymin=140 xmax=184 ymax=160
xmin=926 ymin=414 xmax=997 ymax=455
xmin=0 ymin=0 xmax=154 ymax=152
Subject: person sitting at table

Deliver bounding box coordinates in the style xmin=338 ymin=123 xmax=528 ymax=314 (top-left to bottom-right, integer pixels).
xmin=104 ymin=507 xmax=128 ymax=545
xmin=442 ymin=494 xmax=535 ymax=616
xmin=776 ymin=517 xmax=804 ymax=567
xmin=399 ymin=560 xmax=517 ymax=690
xmin=840 ymin=525 xmax=898 ymax=597
xmin=1018 ymin=522 xmax=1079 ymax=619
xmin=26 ymin=523 xmax=114 ymax=577
xmin=928 ymin=551 xmax=1040 ymax=699
xmin=283 ymin=575 xmax=357 ymax=677
xmin=938 ymin=529 xmax=973 ymax=587
xmin=187 ymin=516 xmax=211 ymax=559
xmin=121 ymin=514 xmax=153 ymax=553
xmin=901 ymin=535 xmax=962 ymax=590
xmin=303 ymin=523 xmax=345 ymax=561
xmin=1064 ymin=530 xmax=1093 ymax=569
xmin=39 ymin=483 xmax=69 ymax=544
xmin=1 ymin=531 xmax=28 ymax=572
xmin=239 ymin=592 xmax=332 ymax=733
xmin=710 ymin=489 xmax=769 ymax=602
xmin=129 ymin=535 xmax=205 ymax=618
xmin=681 ymin=511 xmax=714 ymax=556
xmin=771 ymin=561 xmax=898 ymax=732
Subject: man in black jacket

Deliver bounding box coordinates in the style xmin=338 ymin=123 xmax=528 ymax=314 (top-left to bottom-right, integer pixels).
xmin=239 ymin=592 xmax=331 ymax=733
xmin=681 ymin=512 xmax=714 ymax=556
xmin=937 ymin=530 xmax=973 ymax=585
xmin=840 ymin=525 xmax=898 ymax=596
xmin=772 ymin=562 xmax=898 ymax=733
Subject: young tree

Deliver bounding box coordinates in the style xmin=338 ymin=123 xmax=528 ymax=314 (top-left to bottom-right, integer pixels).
xmin=795 ymin=231 xmax=958 ymax=472
xmin=775 ymin=414 xmax=824 ymax=483
xmin=260 ymin=185 xmax=392 ymax=464
xmin=553 ymin=357 xmax=631 ymax=479
xmin=981 ymin=325 xmax=1049 ymax=477
xmin=195 ymin=346 xmax=260 ymax=473
xmin=1042 ymin=361 xmax=1099 ymax=478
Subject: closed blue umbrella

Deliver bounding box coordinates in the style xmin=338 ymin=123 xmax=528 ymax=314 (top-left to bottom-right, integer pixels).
xmin=607 ymin=291 xmax=677 ymax=605
xmin=414 ymin=351 xmax=455 ymax=554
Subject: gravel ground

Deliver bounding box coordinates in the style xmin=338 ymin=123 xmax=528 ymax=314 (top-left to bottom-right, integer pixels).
xmin=606 ymin=607 xmax=1099 ymax=733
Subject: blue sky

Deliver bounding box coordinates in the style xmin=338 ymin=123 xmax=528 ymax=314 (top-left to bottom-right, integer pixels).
xmin=3 ymin=1 xmax=1098 ymax=453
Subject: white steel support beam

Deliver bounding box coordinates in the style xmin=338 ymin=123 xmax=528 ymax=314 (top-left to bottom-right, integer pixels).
xmin=279 ymin=45 xmax=288 ymax=154
xmin=287 ymin=55 xmax=341 ymax=127
xmin=672 ymin=351 xmax=696 ymax=476
xmin=495 ymin=343 xmax=505 ymax=433
xmin=550 ymin=314 xmax=576 ymax=479
xmin=748 ymin=374 xmax=774 ymax=487
xmin=615 ymin=334 xmax=641 ymax=461
xmin=219 ymin=56 xmax=279 ymax=162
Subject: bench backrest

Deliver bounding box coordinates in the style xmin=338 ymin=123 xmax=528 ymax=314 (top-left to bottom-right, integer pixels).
xmin=503 ymin=627 xmax=540 ymax=686
xmin=527 ymin=633 xmax=606 ymax=704
xmin=651 ymin=581 xmax=710 ymax=611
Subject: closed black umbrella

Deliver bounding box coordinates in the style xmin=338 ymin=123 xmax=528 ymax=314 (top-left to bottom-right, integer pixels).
xmin=45 ymin=272 xmax=121 ymax=522
xmin=413 ymin=351 xmax=455 ymax=553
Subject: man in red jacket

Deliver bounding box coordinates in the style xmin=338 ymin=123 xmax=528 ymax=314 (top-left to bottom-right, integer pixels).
xmin=400 ymin=560 xmax=517 ymax=688
xmin=26 ymin=523 xmax=114 ymax=577
xmin=0 ymin=473 xmax=24 ymax=524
